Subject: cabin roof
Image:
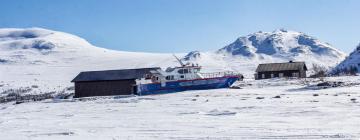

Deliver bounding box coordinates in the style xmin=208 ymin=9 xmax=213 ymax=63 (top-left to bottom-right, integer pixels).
xmin=256 ymin=62 xmax=307 ymax=72
xmin=71 ymin=67 xmax=161 ymax=82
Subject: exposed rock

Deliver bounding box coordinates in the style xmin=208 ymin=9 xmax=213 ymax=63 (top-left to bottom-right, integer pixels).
xmin=229 ymin=86 xmax=242 ymax=89
xmin=273 ymin=95 xmax=281 ymax=98
xmin=256 ymin=97 xmax=265 ymax=99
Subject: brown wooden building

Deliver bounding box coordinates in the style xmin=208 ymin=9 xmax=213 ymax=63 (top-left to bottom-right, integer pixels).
xmin=71 ymin=67 xmax=160 ymax=98
xmin=255 ymin=61 xmax=307 ymax=80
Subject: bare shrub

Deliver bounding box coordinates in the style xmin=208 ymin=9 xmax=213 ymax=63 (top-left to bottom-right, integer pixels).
xmin=310 ymin=64 xmax=328 ymax=81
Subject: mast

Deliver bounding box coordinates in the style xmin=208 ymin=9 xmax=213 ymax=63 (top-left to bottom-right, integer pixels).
xmin=173 ymin=54 xmax=185 ymax=67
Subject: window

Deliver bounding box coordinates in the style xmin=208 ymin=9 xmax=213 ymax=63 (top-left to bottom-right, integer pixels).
xmin=165 ymin=75 xmax=174 ymax=80
xmin=271 ymin=74 xmax=274 ymax=78
xmin=292 ymin=72 xmax=299 ymax=77
xmin=178 ymin=69 xmax=189 ymax=74
xmin=180 ymin=75 xmax=185 ymax=79
xmin=144 ymin=74 xmax=151 ymax=79
xmin=178 ymin=69 xmax=183 ymax=74
xmin=184 ymin=69 xmax=189 ymax=73
xmin=279 ymin=73 xmax=284 ymax=78
xmin=261 ymin=74 xmax=265 ymax=79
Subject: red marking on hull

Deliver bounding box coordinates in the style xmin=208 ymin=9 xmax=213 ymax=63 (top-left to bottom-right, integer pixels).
xmin=144 ymin=76 xmax=240 ymax=85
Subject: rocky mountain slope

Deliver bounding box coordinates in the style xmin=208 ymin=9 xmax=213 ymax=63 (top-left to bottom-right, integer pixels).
xmin=333 ymin=42 xmax=360 ymax=74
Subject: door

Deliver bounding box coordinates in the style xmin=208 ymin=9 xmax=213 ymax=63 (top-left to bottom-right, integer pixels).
xmin=132 ymin=85 xmax=138 ymax=95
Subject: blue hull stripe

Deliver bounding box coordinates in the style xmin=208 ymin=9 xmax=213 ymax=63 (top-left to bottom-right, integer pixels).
xmin=138 ymin=76 xmax=239 ymax=95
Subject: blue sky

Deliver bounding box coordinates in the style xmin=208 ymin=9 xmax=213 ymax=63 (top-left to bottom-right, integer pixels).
xmin=0 ymin=0 xmax=359 ymax=53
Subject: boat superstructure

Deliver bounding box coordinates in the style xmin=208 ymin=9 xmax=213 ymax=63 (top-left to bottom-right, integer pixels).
xmin=136 ymin=55 xmax=243 ymax=95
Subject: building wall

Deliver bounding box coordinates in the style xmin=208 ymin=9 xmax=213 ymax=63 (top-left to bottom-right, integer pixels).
xmin=256 ymin=70 xmax=306 ymax=80
xmin=299 ymin=68 xmax=306 ymax=78
xmin=74 ymin=80 xmax=136 ymax=98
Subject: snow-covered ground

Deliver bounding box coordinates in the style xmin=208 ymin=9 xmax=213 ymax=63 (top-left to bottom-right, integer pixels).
xmin=1 ymin=76 xmax=359 ymax=140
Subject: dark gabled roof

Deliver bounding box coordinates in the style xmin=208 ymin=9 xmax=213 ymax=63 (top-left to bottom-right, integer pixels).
xmin=71 ymin=67 xmax=160 ymax=82
xmin=256 ymin=62 xmax=307 ymax=72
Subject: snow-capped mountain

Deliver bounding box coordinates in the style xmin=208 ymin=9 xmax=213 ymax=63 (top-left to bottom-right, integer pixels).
xmin=0 ymin=28 xmax=182 ymax=66
xmin=182 ymin=51 xmax=201 ymax=61
xmin=184 ymin=29 xmax=346 ymax=76
xmin=0 ymin=28 xmax=99 ymax=65
xmin=333 ymin=42 xmax=360 ymax=73
xmin=217 ymin=29 xmax=344 ymax=58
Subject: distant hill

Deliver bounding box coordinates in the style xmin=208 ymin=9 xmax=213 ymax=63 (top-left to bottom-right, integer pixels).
xmin=0 ymin=28 xmax=178 ymax=93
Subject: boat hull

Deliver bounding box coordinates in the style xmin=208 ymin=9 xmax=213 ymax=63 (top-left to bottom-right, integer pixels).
xmin=138 ymin=76 xmax=239 ymax=95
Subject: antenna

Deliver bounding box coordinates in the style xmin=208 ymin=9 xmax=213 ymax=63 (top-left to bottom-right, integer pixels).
xmin=173 ymin=54 xmax=185 ymax=67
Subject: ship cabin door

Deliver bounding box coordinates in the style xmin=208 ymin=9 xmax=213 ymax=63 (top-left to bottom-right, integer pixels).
xmin=131 ymin=85 xmax=138 ymax=95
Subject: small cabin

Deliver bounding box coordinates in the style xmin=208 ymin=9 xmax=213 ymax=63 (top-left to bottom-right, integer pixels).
xmin=71 ymin=67 xmax=160 ymax=98
xmin=255 ymin=61 xmax=307 ymax=80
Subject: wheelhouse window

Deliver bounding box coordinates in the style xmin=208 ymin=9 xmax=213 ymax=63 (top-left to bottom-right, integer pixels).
xmin=178 ymin=69 xmax=189 ymax=74
xmin=184 ymin=69 xmax=189 ymax=73
xmin=165 ymin=75 xmax=174 ymax=80
xmin=144 ymin=74 xmax=151 ymax=79
xmin=151 ymin=76 xmax=159 ymax=82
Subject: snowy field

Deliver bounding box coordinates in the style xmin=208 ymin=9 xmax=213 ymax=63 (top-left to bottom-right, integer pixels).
xmin=1 ymin=77 xmax=360 ymax=140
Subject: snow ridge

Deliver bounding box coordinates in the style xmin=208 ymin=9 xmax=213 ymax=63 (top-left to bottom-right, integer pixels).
xmin=217 ymin=29 xmax=345 ymax=59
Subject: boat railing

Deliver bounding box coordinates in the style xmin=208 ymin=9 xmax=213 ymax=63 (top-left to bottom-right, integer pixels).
xmin=200 ymin=71 xmax=243 ymax=79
